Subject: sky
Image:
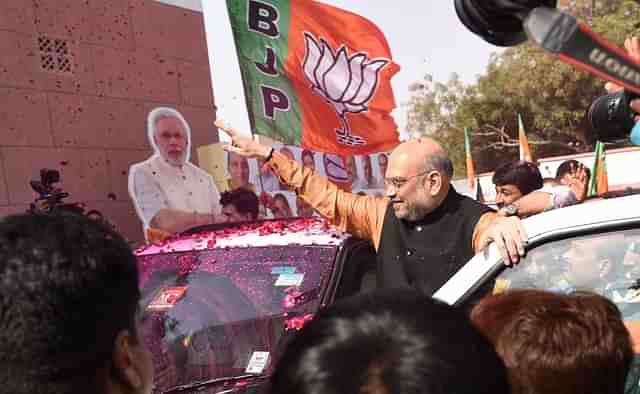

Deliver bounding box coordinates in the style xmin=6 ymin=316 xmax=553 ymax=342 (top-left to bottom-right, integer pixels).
xmin=162 ymin=0 xmax=502 ymax=141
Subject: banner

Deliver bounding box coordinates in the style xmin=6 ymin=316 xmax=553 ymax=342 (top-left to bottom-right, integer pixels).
xmin=213 ymin=145 xmax=387 ymax=219
xmin=226 ymin=0 xmax=400 ymax=155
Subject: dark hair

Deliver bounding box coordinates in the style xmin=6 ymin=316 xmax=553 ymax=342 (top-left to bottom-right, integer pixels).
xmin=492 ymin=160 xmax=543 ymax=195
xmin=220 ymin=188 xmax=259 ymax=220
xmin=271 ymin=289 xmax=509 ymax=394
xmin=0 ymin=212 xmax=141 ymax=393
xmin=471 ymin=289 xmax=633 ymax=394
xmin=555 ymin=159 xmax=591 ymax=182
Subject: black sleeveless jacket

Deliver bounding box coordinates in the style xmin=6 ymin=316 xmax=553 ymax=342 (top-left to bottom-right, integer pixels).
xmin=376 ymin=187 xmax=492 ymax=296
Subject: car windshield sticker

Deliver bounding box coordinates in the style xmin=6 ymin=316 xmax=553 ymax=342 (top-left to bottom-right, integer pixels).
xmin=246 ymin=351 xmax=270 ymax=374
xmin=271 ymin=266 xmax=296 ymax=275
xmin=275 ymin=273 xmax=304 ymax=287
xmin=147 ymin=286 xmax=187 ymax=311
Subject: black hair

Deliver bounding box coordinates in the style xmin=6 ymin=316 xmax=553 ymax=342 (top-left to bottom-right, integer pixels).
xmin=220 ymin=188 xmax=260 ymax=220
xmin=271 ymin=289 xmax=509 ymax=394
xmin=492 ymin=160 xmax=543 ymax=195
xmin=555 ymin=159 xmax=591 ymax=182
xmin=0 ymin=211 xmax=140 ymax=393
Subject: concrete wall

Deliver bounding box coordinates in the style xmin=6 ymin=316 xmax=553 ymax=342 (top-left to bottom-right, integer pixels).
xmin=0 ymin=0 xmax=217 ymax=243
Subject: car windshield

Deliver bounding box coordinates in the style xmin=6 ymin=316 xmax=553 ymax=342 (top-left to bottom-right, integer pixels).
xmin=137 ymin=244 xmax=338 ymax=392
xmin=496 ymin=228 xmax=640 ymax=323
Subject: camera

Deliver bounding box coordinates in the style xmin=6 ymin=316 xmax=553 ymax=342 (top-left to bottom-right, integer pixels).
xmin=28 ymin=168 xmax=80 ymax=213
xmin=454 ymin=0 xmax=557 ymax=47
xmin=587 ymin=91 xmax=639 ymax=144
xmin=455 ymin=0 xmax=640 ymax=145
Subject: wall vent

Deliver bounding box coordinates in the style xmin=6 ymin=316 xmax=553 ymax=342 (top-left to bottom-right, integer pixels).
xmin=38 ymin=36 xmax=74 ymax=74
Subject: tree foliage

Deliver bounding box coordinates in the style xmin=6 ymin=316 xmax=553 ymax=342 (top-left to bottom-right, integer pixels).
xmin=406 ymin=0 xmax=640 ymax=175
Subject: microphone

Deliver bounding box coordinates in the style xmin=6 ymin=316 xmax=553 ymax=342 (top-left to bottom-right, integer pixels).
xmin=524 ymin=7 xmax=640 ymax=95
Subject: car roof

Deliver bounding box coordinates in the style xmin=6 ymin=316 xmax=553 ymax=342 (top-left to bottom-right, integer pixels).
xmin=521 ymin=194 xmax=640 ymax=241
xmin=135 ymin=217 xmax=348 ymax=256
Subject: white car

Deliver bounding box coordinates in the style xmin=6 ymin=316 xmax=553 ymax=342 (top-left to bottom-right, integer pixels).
xmin=435 ymin=193 xmax=640 ymax=344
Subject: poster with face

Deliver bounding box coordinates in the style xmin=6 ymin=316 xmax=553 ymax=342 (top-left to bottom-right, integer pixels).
xmin=220 ymin=142 xmax=387 ymax=220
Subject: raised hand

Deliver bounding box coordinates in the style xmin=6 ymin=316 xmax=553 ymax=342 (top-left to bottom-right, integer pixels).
xmin=567 ymin=162 xmax=588 ymax=202
xmin=215 ymin=119 xmax=272 ymax=159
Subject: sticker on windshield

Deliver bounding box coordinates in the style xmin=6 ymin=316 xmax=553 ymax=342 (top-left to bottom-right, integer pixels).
xmin=246 ymin=351 xmax=270 ymax=374
xmin=275 ymin=273 xmax=304 ymax=287
xmin=147 ymin=286 xmax=187 ymax=311
xmin=271 ymin=266 xmax=296 ymax=275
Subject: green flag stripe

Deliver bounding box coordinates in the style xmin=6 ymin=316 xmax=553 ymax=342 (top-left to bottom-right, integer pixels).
xmin=226 ymin=0 xmax=302 ymax=144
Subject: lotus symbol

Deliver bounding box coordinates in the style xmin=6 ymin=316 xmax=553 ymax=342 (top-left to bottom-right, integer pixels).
xmin=302 ymin=32 xmax=389 ymax=146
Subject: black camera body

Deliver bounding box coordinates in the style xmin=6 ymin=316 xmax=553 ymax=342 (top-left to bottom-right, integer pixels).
xmin=455 ymin=0 xmax=558 ymax=47
xmin=588 ymin=90 xmax=639 ymax=144
xmin=29 ymin=168 xmax=76 ymax=213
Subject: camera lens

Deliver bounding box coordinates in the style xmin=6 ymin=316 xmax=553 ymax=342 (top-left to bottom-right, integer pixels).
xmin=455 ymin=0 xmax=558 ymax=47
xmin=587 ymin=91 xmax=637 ymax=143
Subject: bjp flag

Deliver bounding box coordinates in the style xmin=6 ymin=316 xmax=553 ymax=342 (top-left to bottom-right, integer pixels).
xmin=589 ymin=141 xmax=609 ymax=196
xmin=226 ymin=0 xmax=401 ymax=155
xmin=464 ymin=128 xmax=476 ymax=191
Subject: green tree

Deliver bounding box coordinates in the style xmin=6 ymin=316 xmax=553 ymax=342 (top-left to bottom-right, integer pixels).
xmin=406 ymin=0 xmax=640 ymax=174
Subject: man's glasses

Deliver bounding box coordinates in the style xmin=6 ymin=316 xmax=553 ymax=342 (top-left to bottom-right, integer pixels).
xmin=383 ymin=170 xmax=431 ymax=191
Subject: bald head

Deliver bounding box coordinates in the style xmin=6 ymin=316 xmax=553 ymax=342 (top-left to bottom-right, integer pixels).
xmin=385 ymin=138 xmax=454 ymax=221
xmin=389 ymin=138 xmax=453 ymax=180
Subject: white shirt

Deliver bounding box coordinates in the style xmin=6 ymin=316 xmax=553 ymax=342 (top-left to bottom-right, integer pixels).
xmin=129 ymin=155 xmax=221 ymax=230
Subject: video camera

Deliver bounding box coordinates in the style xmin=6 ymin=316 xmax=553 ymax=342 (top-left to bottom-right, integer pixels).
xmin=29 ymin=168 xmax=81 ymax=214
xmin=455 ymin=0 xmax=640 ymax=145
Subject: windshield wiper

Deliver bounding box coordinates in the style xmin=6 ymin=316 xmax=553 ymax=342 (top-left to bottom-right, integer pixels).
xmin=162 ymin=374 xmax=267 ymax=394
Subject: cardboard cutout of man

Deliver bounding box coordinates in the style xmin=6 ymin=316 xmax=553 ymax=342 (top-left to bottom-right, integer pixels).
xmin=129 ymin=107 xmax=222 ymax=238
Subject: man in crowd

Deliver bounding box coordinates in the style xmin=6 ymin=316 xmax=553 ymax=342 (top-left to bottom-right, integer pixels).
xmin=129 ymin=107 xmax=223 ymax=238
xmin=271 ymin=290 xmax=509 ymax=394
xmin=217 ymin=120 xmax=526 ymax=300
xmin=220 ymin=187 xmax=259 ymax=222
xmin=493 ymin=160 xmax=544 ymax=209
xmin=556 ymin=159 xmax=591 ymax=201
xmin=492 ymin=160 xmax=586 ymax=218
xmin=0 ymin=212 xmax=153 ymax=394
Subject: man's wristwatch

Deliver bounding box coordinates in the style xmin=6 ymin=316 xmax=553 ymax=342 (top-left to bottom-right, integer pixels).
xmin=499 ymin=204 xmax=519 ymax=217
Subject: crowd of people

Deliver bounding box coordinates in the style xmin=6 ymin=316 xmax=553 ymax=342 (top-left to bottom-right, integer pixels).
xmin=4 ymin=7 xmax=640 ymax=391
xmin=1 ymin=211 xmax=635 ymax=394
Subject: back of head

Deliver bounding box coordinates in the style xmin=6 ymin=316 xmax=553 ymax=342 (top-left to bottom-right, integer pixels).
xmin=0 ymin=212 xmax=140 ymax=394
xmin=492 ymin=160 xmax=543 ymax=195
xmin=220 ymin=188 xmax=260 ymax=220
xmin=271 ymin=289 xmax=508 ymax=394
xmin=471 ymin=289 xmax=633 ymax=394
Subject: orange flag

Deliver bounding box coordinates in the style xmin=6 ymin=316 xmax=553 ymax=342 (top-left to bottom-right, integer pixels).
xmin=227 ymin=0 xmax=401 ymax=155
xmin=518 ymin=114 xmax=533 ymax=162
xmin=464 ymin=128 xmax=476 ymax=191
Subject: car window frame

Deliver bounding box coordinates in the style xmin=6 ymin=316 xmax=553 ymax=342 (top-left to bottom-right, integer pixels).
xmin=434 ymin=216 xmax=640 ymax=307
